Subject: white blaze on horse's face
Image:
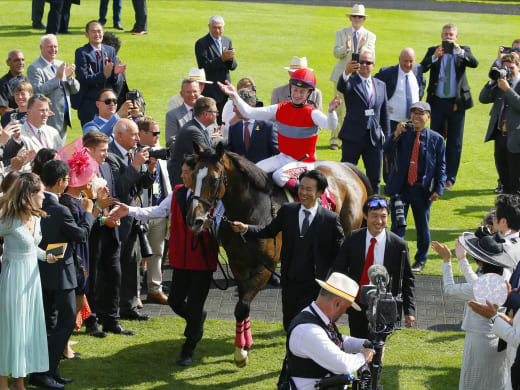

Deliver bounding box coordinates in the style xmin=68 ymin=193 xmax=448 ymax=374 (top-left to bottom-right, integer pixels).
xmin=192 ymin=166 xmax=208 ymax=217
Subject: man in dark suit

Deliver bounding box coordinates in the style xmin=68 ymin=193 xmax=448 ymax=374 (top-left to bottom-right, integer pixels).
xmin=232 ymin=170 xmax=344 ymax=331
xmin=31 ymin=160 xmax=94 ymax=390
xmin=74 ymin=20 xmax=126 ymax=126
xmin=338 ymin=50 xmax=390 ymax=194
xmin=420 ymin=23 xmax=478 ymax=191
xmin=169 ymin=96 xmax=218 ymax=186
xmin=130 ymin=0 xmax=147 ymax=35
xmin=374 ymin=48 xmax=426 ymax=133
xmin=479 ymin=53 xmax=520 ymax=194
xmin=384 ymin=101 xmax=446 ymax=272
xmin=46 ymin=0 xmax=74 ymax=35
xmin=226 ymin=88 xmax=278 ymax=163
xmin=195 ymin=15 xmax=237 ymax=123
xmin=83 ymin=130 xmax=132 ymax=336
xmin=106 ymin=118 xmax=155 ymax=321
xmin=32 ymin=0 xmax=47 ymax=29
xmin=332 ymin=194 xmax=415 ymax=338
xmin=165 ymin=79 xmax=200 ymax=148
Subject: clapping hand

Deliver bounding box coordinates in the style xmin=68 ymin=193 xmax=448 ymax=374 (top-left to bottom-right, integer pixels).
xmin=431 ymin=241 xmax=452 ymax=263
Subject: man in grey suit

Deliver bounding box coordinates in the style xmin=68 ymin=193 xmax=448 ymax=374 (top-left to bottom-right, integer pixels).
xmin=479 ymin=53 xmax=520 ymax=194
xmin=27 ymin=34 xmax=79 ymax=141
xmin=165 ymin=78 xmax=200 ymax=148
xmin=169 ymin=97 xmax=217 ymax=186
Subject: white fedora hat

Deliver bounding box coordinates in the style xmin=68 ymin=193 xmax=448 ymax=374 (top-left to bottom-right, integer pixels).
xmin=188 ymin=67 xmax=213 ymax=84
xmin=316 ymin=272 xmax=361 ymax=311
xmin=348 ymin=4 xmax=367 ymax=17
xmin=284 ymin=56 xmax=313 ymax=72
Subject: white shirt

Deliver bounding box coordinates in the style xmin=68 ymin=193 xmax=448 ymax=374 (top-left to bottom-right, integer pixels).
xmin=387 ymin=66 xmax=420 ymax=122
xmin=365 ymin=229 xmax=386 ymax=266
xmin=289 ymin=302 xmax=367 ymax=390
xmin=298 ymin=203 xmax=319 ymax=234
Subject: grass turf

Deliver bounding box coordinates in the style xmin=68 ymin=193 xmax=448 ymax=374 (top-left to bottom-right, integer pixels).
xmin=57 ymin=317 xmax=464 ymax=390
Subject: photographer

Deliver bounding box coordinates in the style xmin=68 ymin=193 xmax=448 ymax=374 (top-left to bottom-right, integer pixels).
xmin=479 ymin=53 xmax=520 ymax=194
xmin=384 ymin=101 xmax=446 ymax=272
xmin=492 ymin=40 xmax=520 ymax=68
xmin=332 ymin=195 xmax=416 ymax=338
xmin=286 ymin=273 xmax=375 ymax=390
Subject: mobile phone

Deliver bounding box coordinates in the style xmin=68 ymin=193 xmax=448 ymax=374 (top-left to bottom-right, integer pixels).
xmin=10 ymin=113 xmax=17 ymax=123
xmin=442 ymin=40 xmax=454 ymax=55
xmin=352 ymin=53 xmax=360 ymax=62
xmin=502 ymin=47 xmax=513 ymax=54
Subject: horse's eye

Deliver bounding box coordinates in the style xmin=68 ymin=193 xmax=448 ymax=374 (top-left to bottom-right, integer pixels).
xmin=209 ymin=178 xmax=218 ymax=187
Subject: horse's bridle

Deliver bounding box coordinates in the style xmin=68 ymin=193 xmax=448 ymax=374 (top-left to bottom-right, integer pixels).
xmin=191 ymin=160 xmax=227 ymax=211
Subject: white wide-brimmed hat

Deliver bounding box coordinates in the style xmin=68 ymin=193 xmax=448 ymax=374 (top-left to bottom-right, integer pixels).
xmin=348 ymin=4 xmax=367 ymax=17
xmin=188 ymin=67 xmax=213 ymax=84
xmin=284 ymin=56 xmax=313 ymax=72
xmin=316 ymin=272 xmax=361 ymax=311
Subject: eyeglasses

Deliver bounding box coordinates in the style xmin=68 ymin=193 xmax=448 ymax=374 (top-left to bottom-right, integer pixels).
xmin=206 ymin=110 xmax=219 ymax=114
xmin=99 ymin=98 xmax=117 ymax=105
xmin=351 ymin=15 xmax=365 ymax=18
xmin=367 ymin=199 xmax=388 ymax=208
xmin=359 ymin=60 xmax=373 ymax=65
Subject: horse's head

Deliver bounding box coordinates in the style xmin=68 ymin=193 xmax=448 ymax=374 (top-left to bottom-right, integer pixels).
xmin=186 ymin=142 xmax=227 ymax=233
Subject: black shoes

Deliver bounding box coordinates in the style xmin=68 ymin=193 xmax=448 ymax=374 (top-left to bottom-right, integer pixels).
xmin=113 ymin=23 xmax=124 ymax=30
xmin=30 ymin=374 xmax=64 ymax=390
xmin=177 ymin=353 xmax=193 ymax=366
xmin=85 ymin=323 xmax=107 ymax=338
xmin=54 ymin=376 xmax=73 ymax=384
xmin=32 ymin=22 xmax=46 ymax=30
xmin=268 ymin=273 xmax=280 ymax=286
xmin=103 ymin=322 xmax=135 ymax=336
xmin=411 ymin=262 xmax=425 ymax=273
xmin=177 ymin=343 xmax=195 ymax=366
xmin=120 ymin=309 xmax=150 ymax=321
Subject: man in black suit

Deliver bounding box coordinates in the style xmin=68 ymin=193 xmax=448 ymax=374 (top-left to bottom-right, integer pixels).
xmin=74 ymin=20 xmax=126 ymax=126
xmin=332 ymin=194 xmax=415 ymax=338
xmin=195 ymin=15 xmax=237 ymax=123
xmin=46 ymin=0 xmax=74 ymax=35
xmin=31 ymin=160 xmax=94 ymax=390
xmin=226 ymin=88 xmax=278 ymax=163
xmin=169 ymin=96 xmax=218 ymax=186
xmin=232 ymin=170 xmax=345 ymax=331
xmin=106 ymin=118 xmax=155 ymax=321
xmin=83 ymin=130 xmax=132 ymax=336
xmin=420 ymin=23 xmax=478 ymax=191
xmin=32 ymin=0 xmax=46 ymax=29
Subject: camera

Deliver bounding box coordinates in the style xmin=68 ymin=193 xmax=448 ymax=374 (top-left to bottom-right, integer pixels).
xmin=392 ymin=196 xmax=406 ymax=229
xmin=134 ymin=223 xmax=153 ymax=258
xmin=126 ymin=90 xmax=139 ymax=102
xmin=148 ymin=148 xmax=170 ymax=160
xmin=489 ymin=67 xmax=511 ymax=81
xmin=315 ymin=366 xmax=373 ymax=390
xmin=442 ymin=40 xmax=454 ymax=55
xmin=404 ymin=121 xmax=414 ymax=132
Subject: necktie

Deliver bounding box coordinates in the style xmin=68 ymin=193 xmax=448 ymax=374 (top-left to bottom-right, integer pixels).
xmin=189 ymin=108 xmax=194 ymax=119
xmin=353 ymin=31 xmax=358 ymax=53
xmin=405 ymin=74 xmax=413 ymax=119
xmin=51 ymin=64 xmax=56 ymax=75
xmin=96 ymin=50 xmax=102 ymax=62
xmin=358 ymin=237 xmax=377 ymax=297
xmin=301 ymin=210 xmax=310 ymax=236
xmin=407 ymin=131 xmax=421 ymax=185
xmin=127 ymin=152 xmax=132 ymax=166
xmin=152 ymin=162 xmax=163 ymax=206
xmin=327 ymin=323 xmax=343 ymax=348
xmin=216 ymin=39 xmax=222 ymax=55
xmin=243 ymin=121 xmax=250 ymax=152
xmin=443 ymin=56 xmax=452 ymax=96
xmin=499 ymin=100 xmax=509 ymax=133
xmin=365 ymin=79 xmax=372 ymax=106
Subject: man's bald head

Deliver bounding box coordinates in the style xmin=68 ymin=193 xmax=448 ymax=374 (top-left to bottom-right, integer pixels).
xmin=114 ymin=118 xmax=140 ymax=151
xmin=399 ymin=48 xmax=416 ymax=73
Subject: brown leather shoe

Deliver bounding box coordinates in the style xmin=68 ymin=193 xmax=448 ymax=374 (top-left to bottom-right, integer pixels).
xmin=147 ymin=291 xmax=168 ymax=305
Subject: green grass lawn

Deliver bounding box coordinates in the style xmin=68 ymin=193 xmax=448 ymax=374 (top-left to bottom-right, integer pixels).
xmin=57 ymin=317 xmax=464 ymax=390
xmin=3 ymin=0 xmax=519 ymax=275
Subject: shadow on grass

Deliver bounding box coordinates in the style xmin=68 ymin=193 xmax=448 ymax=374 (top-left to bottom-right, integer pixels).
xmin=404 ymin=227 xmax=462 ymax=243
xmin=377 ymin=364 xmax=460 ymax=389
xmin=426 ymin=332 xmax=465 ymax=343
xmin=440 ymin=188 xmax=494 ymax=200
xmin=0 ymin=25 xmax=85 ymax=38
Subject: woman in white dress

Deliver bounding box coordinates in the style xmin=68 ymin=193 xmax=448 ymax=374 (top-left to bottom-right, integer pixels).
xmin=432 ymin=232 xmax=514 ymax=390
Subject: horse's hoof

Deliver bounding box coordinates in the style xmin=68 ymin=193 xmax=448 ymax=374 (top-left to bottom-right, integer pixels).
xmin=234 ymin=355 xmax=249 ymax=368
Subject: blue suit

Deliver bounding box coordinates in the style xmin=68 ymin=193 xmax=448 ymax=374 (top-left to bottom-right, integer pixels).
xmin=384 ymin=126 xmax=446 ymax=264
xmin=73 ymin=43 xmax=121 ymax=126
xmin=337 ymin=73 xmax=390 ymax=193
xmin=226 ymin=120 xmax=279 ymax=163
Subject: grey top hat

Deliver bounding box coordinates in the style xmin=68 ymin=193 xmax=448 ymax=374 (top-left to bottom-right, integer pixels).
xmin=459 ymin=232 xmax=517 ymax=269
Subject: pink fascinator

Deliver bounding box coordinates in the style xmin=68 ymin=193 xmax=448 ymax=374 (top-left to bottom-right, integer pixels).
xmin=57 ymin=137 xmax=99 ymax=187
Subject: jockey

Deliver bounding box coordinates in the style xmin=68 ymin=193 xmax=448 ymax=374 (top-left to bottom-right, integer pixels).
xmin=218 ymin=69 xmax=341 ymax=190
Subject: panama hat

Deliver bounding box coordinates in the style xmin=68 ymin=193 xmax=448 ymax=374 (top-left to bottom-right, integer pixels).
xmin=348 ymin=4 xmax=367 ymax=17
xmin=316 ymin=272 xmax=361 ymax=311
xmin=284 ymin=56 xmax=313 ymax=72
xmin=459 ymin=232 xmax=517 ymax=269
xmin=188 ymin=67 xmax=213 ymax=84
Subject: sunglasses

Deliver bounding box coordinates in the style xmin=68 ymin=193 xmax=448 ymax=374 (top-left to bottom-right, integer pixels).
xmin=367 ymin=199 xmax=388 ymax=208
xmin=359 ymin=60 xmax=373 ymax=65
xmin=99 ymin=98 xmax=118 ymax=105
xmin=151 ymin=131 xmax=160 ymax=136
xmin=351 ymin=15 xmax=365 ymax=18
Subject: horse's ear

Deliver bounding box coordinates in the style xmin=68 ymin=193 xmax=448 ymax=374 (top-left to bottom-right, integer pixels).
xmin=216 ymin=142 xmax=225 ymax=160
xmin=193 ymin=142 xmax=203 ymax=155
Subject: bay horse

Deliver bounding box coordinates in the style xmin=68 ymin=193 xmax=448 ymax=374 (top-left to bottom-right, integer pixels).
xmin=186 ymin=142 xmax=371 ymax=367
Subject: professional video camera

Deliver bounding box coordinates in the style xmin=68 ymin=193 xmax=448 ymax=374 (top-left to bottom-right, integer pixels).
xmin=315 ymin=365 xmax=372 ymax=390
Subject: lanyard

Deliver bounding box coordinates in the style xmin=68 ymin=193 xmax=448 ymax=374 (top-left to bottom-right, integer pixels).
xmin=27 ymin=122 xmax=49 ymax=148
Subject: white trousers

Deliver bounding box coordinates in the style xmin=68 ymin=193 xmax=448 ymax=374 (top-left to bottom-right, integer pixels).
xmin=256 ymin=153 xmax=314 ymax=187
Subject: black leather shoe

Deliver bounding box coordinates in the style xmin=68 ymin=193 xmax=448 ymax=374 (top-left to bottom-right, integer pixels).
xmin=61 ymin=352 xmax=81 ymax=360
xmin=120 ymin=309 xmax=150 ymax=321
xmin=113 ymin=23 xmax=124 ymax=30
xmin=177 ymin=353 xmax=193 ymax=366
xmin=103 ymin=322 xmax=135 ymax=336
xmin=53 ymin=376 xmax=73 ymax=384
xmin=411 ymin=262 xmax=425 ymax=273
xmin=30 ymin=374 xmax=64 ymax=390
xmin=85 ymin=324 xmax=107 ymax=338
xmin=268 ymin=273 xmax=280 ymax=286
xmin=32 ymin=22 xmax=46 ymax=29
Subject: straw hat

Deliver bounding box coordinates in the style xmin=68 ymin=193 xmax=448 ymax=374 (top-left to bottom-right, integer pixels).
xmin=284 ymin=56 xmax=313 ymax=72
xmin=348 ymin=4 xmax=367 ymax=17
xmin=188 ymin=67 xmax=213 ymax=84
xmin=316 ymin=272 xmax=361 ymax=311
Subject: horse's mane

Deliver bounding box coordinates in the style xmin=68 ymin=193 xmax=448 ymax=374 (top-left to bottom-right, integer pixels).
xmin=225 ymin=151 xmax=273 ymax=194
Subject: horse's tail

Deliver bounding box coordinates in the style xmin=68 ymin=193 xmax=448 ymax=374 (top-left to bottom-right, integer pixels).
xmin=343 ymin=162 xmax=373 ymax=196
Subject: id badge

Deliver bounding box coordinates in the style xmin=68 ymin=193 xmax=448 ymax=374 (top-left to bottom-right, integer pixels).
xmin=153 ymin=182 xmax=160 ymax=195
xmin=365 ymin=109 xmax=374 ymax=117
